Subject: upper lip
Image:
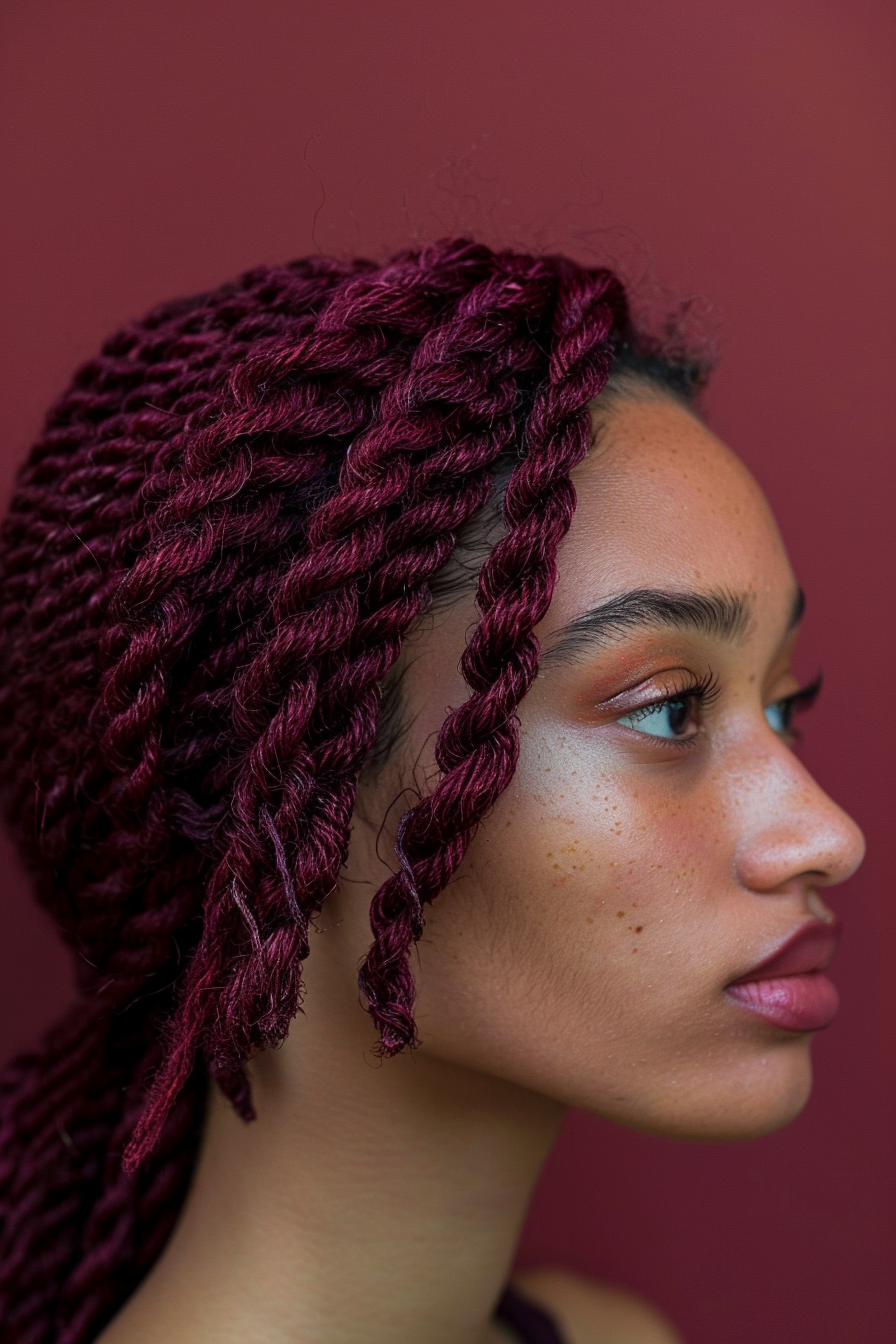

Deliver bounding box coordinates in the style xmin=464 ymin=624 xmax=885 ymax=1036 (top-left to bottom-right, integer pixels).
xmin=727 ymin=919 xmax=842 ymax=986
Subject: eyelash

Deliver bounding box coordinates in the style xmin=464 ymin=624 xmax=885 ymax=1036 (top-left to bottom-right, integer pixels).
xmin=615 ymin=670 xmax=822 ymax=745
xmin=768 ymin=672 xmax=823 ymax=739
xmin=615 ymin=668 xmax=720 ymax=731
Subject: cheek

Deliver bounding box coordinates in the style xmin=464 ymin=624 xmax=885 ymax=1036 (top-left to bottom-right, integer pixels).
xmin=411 ymin=742 xmax=817 ymax=1142
xmin=411 ymin=747 xmax=816 ymax=1145
xmin=414 ymin=743 xmax=735 ymax=1062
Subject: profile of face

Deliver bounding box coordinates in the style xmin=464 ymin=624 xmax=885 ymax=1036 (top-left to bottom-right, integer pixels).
xmin=296 ymin=390 xmax=865 ymax=1144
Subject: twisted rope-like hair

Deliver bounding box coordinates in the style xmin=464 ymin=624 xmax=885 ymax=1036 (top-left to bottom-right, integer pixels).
xmin=0 ymin=238 xmax=707 ymax=1343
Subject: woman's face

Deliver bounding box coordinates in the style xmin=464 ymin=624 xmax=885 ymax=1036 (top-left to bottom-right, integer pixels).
xmin=344 ymin=392 xmax=865 ymax=1141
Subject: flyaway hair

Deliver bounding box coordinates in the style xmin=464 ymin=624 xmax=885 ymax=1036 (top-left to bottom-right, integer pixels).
xmin=0 ymin=238 xmax=709 ymax=1343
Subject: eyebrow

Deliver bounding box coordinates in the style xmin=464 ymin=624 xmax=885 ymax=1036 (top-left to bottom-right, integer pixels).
xmin=537 ymin=586 xmax=805 ymax=672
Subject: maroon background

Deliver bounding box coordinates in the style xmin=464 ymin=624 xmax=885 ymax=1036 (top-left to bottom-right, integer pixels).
xmin=1 ymin=3 xmax=893 ymax=1341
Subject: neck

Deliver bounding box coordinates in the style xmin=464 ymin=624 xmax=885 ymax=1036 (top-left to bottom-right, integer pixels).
xmin=100 ymin=954 xmax=565 ymax=1344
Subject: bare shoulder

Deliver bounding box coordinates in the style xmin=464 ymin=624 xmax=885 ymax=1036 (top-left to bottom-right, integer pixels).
xmin=509 ymin=1268 xmax=684 ymax=1344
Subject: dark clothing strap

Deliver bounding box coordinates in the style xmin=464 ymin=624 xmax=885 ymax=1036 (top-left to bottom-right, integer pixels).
xmin=494 ymin=1286 xmax=566 ymax=1344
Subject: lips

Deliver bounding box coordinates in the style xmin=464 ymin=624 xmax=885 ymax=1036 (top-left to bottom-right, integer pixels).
xmin=725 ymin=919 xmax=842 ymax=1032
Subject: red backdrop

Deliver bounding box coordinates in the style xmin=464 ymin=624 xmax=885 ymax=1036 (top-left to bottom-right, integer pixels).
xmin=1 ymin=3 xmax=893 ymax=1341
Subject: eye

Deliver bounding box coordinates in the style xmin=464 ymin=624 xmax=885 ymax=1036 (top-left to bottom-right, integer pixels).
xmin=616 ymin=695 xmax=699 ymax=740
xmin=764 ymin=698 xmax=793 ymax=735
xmin=764 ymin=675 xmax=823 ymax=739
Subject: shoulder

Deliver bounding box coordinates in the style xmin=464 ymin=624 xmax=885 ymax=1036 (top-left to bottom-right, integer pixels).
xmin=509 ymin=1268 xmax=684 ymax=1344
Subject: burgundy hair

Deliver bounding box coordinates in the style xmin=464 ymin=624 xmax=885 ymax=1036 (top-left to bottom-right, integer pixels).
xmin=0 ymin=238 xmax=707 ymax=1342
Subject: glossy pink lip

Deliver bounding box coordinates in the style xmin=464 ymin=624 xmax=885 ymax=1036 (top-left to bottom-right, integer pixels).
xmin=725 ymin=920 xmax=842 ymax=1032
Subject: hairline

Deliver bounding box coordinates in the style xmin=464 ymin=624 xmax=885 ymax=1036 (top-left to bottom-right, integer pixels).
xmin=362 ymin=375 xmax=703 ymax=782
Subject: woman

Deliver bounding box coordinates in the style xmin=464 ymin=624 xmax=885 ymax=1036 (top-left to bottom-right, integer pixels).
xmin=0 ymin=238 xmax=864 ymax=1344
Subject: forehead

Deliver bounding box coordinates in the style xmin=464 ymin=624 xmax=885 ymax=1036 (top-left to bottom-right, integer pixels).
xmin=542 ymin=395 xmax=794 ymax=624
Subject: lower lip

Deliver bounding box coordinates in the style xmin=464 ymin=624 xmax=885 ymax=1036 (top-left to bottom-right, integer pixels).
xmin=725 ymin=971 xmax=840 ymax=1032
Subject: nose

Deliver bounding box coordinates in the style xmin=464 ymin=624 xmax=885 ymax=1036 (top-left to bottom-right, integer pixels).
xmin=733 ymin=749 xmax=866 ymax=897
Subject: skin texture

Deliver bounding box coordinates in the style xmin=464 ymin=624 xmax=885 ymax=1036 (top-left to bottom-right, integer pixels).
xmin=99 ymin=393 xmax=864 ymax=1344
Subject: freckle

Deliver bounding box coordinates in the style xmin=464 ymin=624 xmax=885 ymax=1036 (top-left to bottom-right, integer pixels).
xmin=616 ymin=910 xmax=625 ymax=918
xmin=635 ymin=926 xmax=643 ymax=933
xmin=552 ymin=863 xmax=561 ymax=870
xmin=586 ymin=916 xmax=594 ymax=924
xmin=632 ymin=947 xmax=638 ymax=953
xmin=546 ymin=852 xmax=554 ymax=858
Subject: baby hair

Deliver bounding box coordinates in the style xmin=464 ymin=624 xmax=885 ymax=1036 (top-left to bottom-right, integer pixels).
xmin=0 ymin=238 xmax=708 ymax=1343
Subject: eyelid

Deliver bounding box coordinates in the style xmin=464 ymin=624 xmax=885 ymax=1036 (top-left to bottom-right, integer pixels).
xmin=773 ymin=671 xmax=823 ymax=712
xmin=591 ymin=667 xmax=717 ymax=715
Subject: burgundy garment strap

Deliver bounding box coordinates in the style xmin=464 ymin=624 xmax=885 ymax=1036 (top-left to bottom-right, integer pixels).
xmin=494 ymin=1286 xmax=566 ymax=1344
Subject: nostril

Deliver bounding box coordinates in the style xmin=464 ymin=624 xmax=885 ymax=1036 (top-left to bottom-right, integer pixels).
xmin=807 ymin=889 xmax=836 ymax=923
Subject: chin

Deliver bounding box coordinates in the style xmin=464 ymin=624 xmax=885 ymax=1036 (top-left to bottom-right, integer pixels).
xmin=583 ymin=1040 xmax=816 ymax=1143
xmin=690 ymin=1054 xmax=814 ymax=1142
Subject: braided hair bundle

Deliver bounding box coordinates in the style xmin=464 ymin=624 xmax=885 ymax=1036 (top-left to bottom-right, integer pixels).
xmin=0 ymin=238 xmax=705 ymax=1343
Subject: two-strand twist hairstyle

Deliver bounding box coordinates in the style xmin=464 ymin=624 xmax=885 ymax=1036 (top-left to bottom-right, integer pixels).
xmin=0 ymin=238 xmax=708 ymax=1343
